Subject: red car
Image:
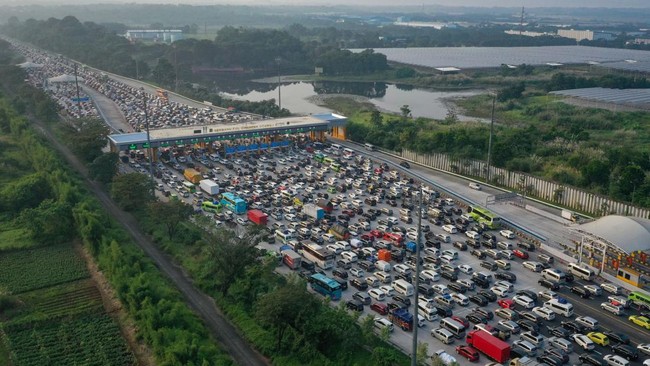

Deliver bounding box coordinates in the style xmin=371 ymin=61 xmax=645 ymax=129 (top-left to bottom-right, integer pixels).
xmin=342 ymin=209 xmax=355 ymax=218
xmin=370 ymin=302 xmax=388 ymax=315
xmin=498 ymin=299 xmax=514 ymax=309
xmin=369 ymin=230 xmax=383 ymax=238
xmin=512 ymin=249 xmax=529 ymax=259
xmin=456 ymin=345 xmax=480 ymax=362
xmin=451 ymin=315 xmax=469 ymax=329
xmin=361 ymin=234 xmax=375 ymax=242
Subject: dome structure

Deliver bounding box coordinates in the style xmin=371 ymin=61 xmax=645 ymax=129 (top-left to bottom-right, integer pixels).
xmin=576 ymin=215 xmax=650 ymax=254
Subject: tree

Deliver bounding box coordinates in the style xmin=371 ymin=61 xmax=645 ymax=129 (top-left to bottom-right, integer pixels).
xmin=580 ymin=159 xmax=611 ymax=188
xmin=255 ymin=275 xmax=320 ymax=351
xmin=611 ymin=164 xmax=645 ymax=198
xmin=498 ymin=82 xmax=526 ymax=102
xmin=400 ymin=104 xmax=411 ymax=120
xmin=417 ymin=341 xmax=430 ymax=366
xmin=19 ymin=198 xmax=74 ymax=245
xmin=110 ymin=173 xmax=153 ymax=211
xmin=152 ymin=57 xmax=176 ymax=87
xmin=371 ymin=347 xmax=402 ymax=366
xmin=62 ymin=117 xmax=110 ymax=162
xmin=148 ymin=200 xmax=193 ymax=239
xmin=370 ymin=110 xmax=383 ymax=126
xmin=88 ymin=152 xmax=119 ymax=184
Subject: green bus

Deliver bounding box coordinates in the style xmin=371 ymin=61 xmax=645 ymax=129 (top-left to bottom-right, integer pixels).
xmin=202 ymin=201 xmax=222 ymax=214
xmin=323 ymin=157 xmax=335 ymax=166
xmin=314 ymin=153 xmax=325 ymax=163
xmin=628 ymin=291 xmax=650 ymax=310
xmin=468 ymin=206 xmax=501 ymax=229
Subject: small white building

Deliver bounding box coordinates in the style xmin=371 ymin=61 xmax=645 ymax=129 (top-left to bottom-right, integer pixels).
xmin=125 ymin=30 xmax=184 ymax=43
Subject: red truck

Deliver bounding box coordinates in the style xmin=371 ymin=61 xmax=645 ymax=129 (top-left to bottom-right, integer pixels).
xmin=466 ymin=330 xmax=510 ymax=364
xmin=247 ymin=209 xmax=268 ymax=225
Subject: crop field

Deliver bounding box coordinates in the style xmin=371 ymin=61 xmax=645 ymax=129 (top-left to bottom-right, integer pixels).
xmin=4 ymin=314 xmax=135 ymax=366
xmin=0 ymin=244 xmax=89 ymax=294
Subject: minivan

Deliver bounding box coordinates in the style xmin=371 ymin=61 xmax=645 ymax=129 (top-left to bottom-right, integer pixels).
xmin=451 ymin=293 xmax=469 ymax=306
xmin=431 ymin=327 xmax=455 ymax=344
xmin=576 ymin=316 xmax=600 ymax=330
xmin=495 ymin=259 xmax=511 ymax=270
xmin=548 ymin=336 xmax=573 ymax=353
xmin=374 ymin=271 xmax=392 ymax=284
xmin=521 ymin=331 xmax=545 ymax=348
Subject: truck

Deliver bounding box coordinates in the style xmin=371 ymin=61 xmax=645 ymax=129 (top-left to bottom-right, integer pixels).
xmin=183 ymin=168 xmax=202 ymax=184
xmin=561 ymin=209 xmax=578 ymax=223
xmin=405 ymin=241 xmax=422 ymax=254
xmin=315 ymin=198 xmax=333 ymax=213
xmin=432 ymin=350 xmax=457 ymax=366
xmin=329 ymin=224 xmax=350 ymax=241
xmin=388 ymin=308 xmax=413 ymax=331
xmin=247 ymin=209 xmax=268 ymax=226
xmin=509 ymin=357 xmax=542 ymax=366
xmin=280 ymin=248 xmax=302 ymax=270
xmin=466 ymin=330 xmax=511 ymax=364
xmin=199 ymin=179 xmax=219 ymax=195
xmin=302 ymin=203 xmax=324 ymax=220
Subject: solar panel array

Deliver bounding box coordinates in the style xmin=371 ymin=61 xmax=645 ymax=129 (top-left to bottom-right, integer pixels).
xmin=595 ymin=61 xmax=650 ymax=73
xmin=350 ymin=46 xmax=650 ymax=69
xmin=550 ymin=87 xmax=650 ymax=107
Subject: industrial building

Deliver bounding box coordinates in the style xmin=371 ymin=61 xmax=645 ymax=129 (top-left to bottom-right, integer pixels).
xmin=557 ymin=29 xmax=614 ymax=42
xmin=125 ymin=30 xmax=184 ymax=43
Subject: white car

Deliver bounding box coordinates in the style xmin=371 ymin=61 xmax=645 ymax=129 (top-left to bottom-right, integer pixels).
xmin=432 ymin=284 xmax=450 ymax=295
xmin=512 ymin=294 xmax=535 ymax=309
xmin=457 ymin=279 xmax=475 ymax=290
xmin=368 ymin=288 xmax=386 ymax=301
xmin=500 ymin=230 xmax=515 ymax=239
xmin=532 ymin=306 xmax=555 ymax=321
xmin=458 ymin=264 xmax=474 ymax=275
xmin=604 ymin=354 xmax=629 ymax=366
xmin=522 ymin=261 xmax=542 ymax=272
xmin=571 ymin=334 xmax=595 ymax=351
xmin=584 ymin=285 xmax=603 ymax=296
xmin=538 ymin=290 xmax=558 ymax=302
xmin=236 ymin=217 xmax=248 ymax=226
xmin=442 ymin=224 xmax=457 ymax=234
xmin=600 ymin=282 xmax=622 ymax=295
xmin=326 ymin=244 xmax=344 ymax=255
xmin=350 ymin=268 xmax=365 ymax=278
xmin=637 ymin=343 xmax=650 ymax=356
xmin=498 ymin=320 xmax=520 ymax=334
xmin=379 ymin=285 xmax=395 ymax=297
xmin=490 ymin=286 xmax=509 ymax=297
xmin=406 ymin=231 xmax=418 ymax=241
xmin=421 ymin=270 xmax=440 ymax=282
xmin=374 ymin=317 xmax=393 ymax=332
xmin=494 ymin=280 xmax=514 ymax=292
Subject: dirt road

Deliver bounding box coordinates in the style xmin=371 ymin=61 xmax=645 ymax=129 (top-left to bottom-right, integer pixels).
xmin=33 ymin=120 xmax=269 ymax=366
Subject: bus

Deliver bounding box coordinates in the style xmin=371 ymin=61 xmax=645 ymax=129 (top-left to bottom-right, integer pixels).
xmin=182 ymin=181 xmax=196 ymax=193
xmin=275 ymin=230 xmax=294 ymax=244
xmin=468 ymin=206 xmax=501 ymax=229
xmin=364 ymin=143 xmax=375 ymax=151
xmin=301 ymin=242 xmax=335 ymax=270
xmin=314 ymin=153 xmax=325 ymax=163
xmin=568 ymin=262 xmax=596 ymax=281
xmin=201 ymin=201 xmax=222 ymax=214
xmin=330 ymin=143 xmax=342 ymax=151
xmin=342 ymin=147 xmax=354 ymax=157
xmin=309 ymin=273 xmax=342 ymax=301
xmin=331 ymin=162 xmax=341 ymax=172
xmin=628 ymin=291 xmax=650 ymax=310
xmin=323 ymin=157 xmax=335 ymax=166
xmin=544 ymin=298 xmax=574 ymax=317
xmin=220 ymin=192 xmax=247 ymax=214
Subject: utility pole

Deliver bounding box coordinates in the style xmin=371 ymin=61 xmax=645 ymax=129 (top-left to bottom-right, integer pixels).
xmin=486 ymin=92 xmax=496 ymax=183
xmin=411 ymin=183 xmax=423 ymax=366
xmin=142 ymin=88 xmax=155 ymax=196
xmin=73 ymin=63 xmax=82 ymax=116
xmin=275 ymin=57 xmax=282 ymax=110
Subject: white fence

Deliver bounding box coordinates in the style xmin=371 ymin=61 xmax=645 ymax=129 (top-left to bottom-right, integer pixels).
xmin=398 ymin=149 xmax=650 ymax=219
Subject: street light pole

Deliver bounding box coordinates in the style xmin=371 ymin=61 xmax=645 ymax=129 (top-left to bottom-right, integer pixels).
xmin=411 ymin=183 xmax=423 ymax=366
xmin=142 ymin=88 xmax=155 ymax=196
xmin=275 ymin=57 xmax=282 ymax=110
xmin=486 ymin=92 xmax=496 ymax=183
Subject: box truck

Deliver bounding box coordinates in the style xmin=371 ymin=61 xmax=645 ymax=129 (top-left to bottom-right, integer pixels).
xmin=247 ymin=209 xmax=268 ymax=226
xmin=183 ymin=168 xmax=202 ymax=184
xmin=302 ymin=203 xmax=324 ymax=220
xmin=466 ymin=330 xmax=511 ymax=363
xmin=199 ymin=179 xmax=219 ymax=195
xmin=281 ymin=248 xmax=302 ymax=270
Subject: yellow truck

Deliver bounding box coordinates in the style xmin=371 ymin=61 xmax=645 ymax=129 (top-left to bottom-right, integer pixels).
xmin=183 ymin=168 xmax=202 ymax=184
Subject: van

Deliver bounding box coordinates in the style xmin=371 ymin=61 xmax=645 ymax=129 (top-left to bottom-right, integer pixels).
xmin=431 ymin=327 xmax=455 ymax=344
xmin=495 ymin=259 xmax=511 ymax=270
xmin=440 ymin=317 xmax=466 ymax=338
xmin=548 ymin=336 xmax=573 ymax=353
xmin=521 ymin=331 xmax=545 ymax=347
xmin=393 ymin=264 xmax=411 ymax=276
xmin=495 ymin=308 xmax=518 ymax=321
xmin=419 ymin=302 xmax=439 ymax=322
xmin=469 ymin=182 xmax=481 ymax=190
xmin=542 ymin=269 xmax=565 ymax=283
xmin=393 ymin=279 xmax=414 ymax=297
xmin=451 ymin=293 xmax=469 ymax=306
xmin=374 ymin=271 xmax=392 ymax=284
xmin=375 ymin=260 xmax=391 ymax=272
xmin=497 ymin=241 xmax=513 ymax=250
xmin=532 ymin=306 xmax=555 ymax=321
xmin=435 ymin=295 xmax=455 ymax=308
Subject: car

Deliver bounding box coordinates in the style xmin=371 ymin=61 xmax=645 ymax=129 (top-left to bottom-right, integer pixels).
xmin=518 ymin=311 xmax=543 ymax=325
xmin=451 ymin=315 xmax=470 ymax=329
xmin=478 ymin=290 xmax=497 ymax=302
xmin=561 ymin=321 xmax=586 ymax=334
xmin=498 ymin=320 xmax=520 ymax=333
xmin=628 ymin=315 xmax=650 ymax=329
xmin=332 ymin=268 xmax=348 ymax=279
xmin=492 ymin=286 xmax=509 ymax=298
xmin=538 ymin=290 xmax=558 ymax=302
xmin=600 ymin=283 xmax=622 ymax=295
xmin=570 ymin=286 xmax=591 ymax=298
xmin=602 ymin=331 xmax=629 ymax=345
xmin=368 ymin=288 xmax=386 ymax=301
xmin=466 ymin=313 xmax=488 ymax=324
xmin=538 ymin=279 xmax=560 ymax=290
xmin=543 ymin=348 xmax=570 ymax=365
xmin=537 ymin=355 xmax=563 ymax=366
xmin=495 ymin=271 xmax=517 ymax=283
xmin=522 ymin=261 xmax=542 ymax=272
xmin=547 ymin=325 xmax=571 ymax=338
xmin=353 ymin=291 xmax=372 ymax=305
xmin=637 ymin=343 xmax=650 ymax=357
xmin=456 ymin=345 xmax=480 ymax=362
xmin=432 ymin=327 xmax=455 ymax=344
xmin=584 ymin=285 xmax=603 ymax=297
xmin=399 ymin=161 xmax=410 ymax=168
xmin=346 ymin=299 xmax=364 ymax=312
xmin=373 ymin=316 xmax=394 ymax=333
xmin=350 ymin=268 xmax=365 ymax=278
xmin=469 ymin=294 xmax=489 ymax=306
xmin=470 ymin=249 xmax=486 ymax=259
xmin=458 ymin=264 xmax=474 ymax=275
xmin=603 ymin=354 xmax=630 ymax=366
xmin=512 ymin=249 xmax=529 ymax=259
xmin=457 ymin=279 xmax=475 ymax=291
xmin=512 ymin=339 xmax=536 ymax=356
xmin=532 ymin=306 xmax=555 ymax=321
xmin=579 ymin=353 xmax=606 ymax=366
xmin=473 ymin=307 xmax=494 ymax=320
xmin=601 ymin=302 xmax=624 ymax=315
xmin=350 ymin=278 xmax=369 ymax=291
xmin=379 ymin=285 xmax=394 ymax=297
xmin=393 ymin=294 xmax=411 ymax=306
xmin=499 ymin=230 xmax=515 ymax=239
xmin=512 ymin=295 xmax=535 ymax=309
xmin=611 ymin=344 xmax=638 ymax=360
xmin=587 ymin=332 xmax=609 ymax=346
xmin=448 ymin=282 xmax=468 ymax=294
xmin=572 ymin=334 xmax=596 ymax=351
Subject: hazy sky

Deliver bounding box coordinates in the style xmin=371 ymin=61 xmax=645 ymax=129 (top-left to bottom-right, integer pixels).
xmin=0 ymin=0 xmax=648 ymax=7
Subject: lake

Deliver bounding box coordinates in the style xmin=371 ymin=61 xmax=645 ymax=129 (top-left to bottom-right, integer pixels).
xmin=219 ymin=80 xmax=483 ymax=120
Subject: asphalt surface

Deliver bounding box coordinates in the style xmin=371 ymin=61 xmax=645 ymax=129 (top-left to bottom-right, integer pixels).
xmin=31 ymin=117 xmax=268 ymax=366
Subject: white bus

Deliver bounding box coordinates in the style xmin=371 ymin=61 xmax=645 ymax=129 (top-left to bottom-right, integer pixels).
xmin=568 ymin=262 xmax=596 ymax=281
xmin=544 ymin=298 xmax=574 ymax=317
xmin=275 ymin=230 xmax=293 ymax=244
xmin=440 ymin=317 xmax=466 ymax=339
xmin=301 ymin=242 xmax=335 ymax=270
xmin=342 ymin=147 xmax=354 ymax=157
xmin=364 ymin=143 xmax=375 ymax=151
xmin=330 ymin=143 xmax=342 ymax=151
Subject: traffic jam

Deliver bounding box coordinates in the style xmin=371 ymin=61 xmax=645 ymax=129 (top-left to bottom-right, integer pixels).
xmin=135 ymin=140 xmax=650 ymax=366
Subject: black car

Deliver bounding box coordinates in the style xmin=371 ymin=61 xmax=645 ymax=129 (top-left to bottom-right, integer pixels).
xmin=564 ymin=273 xmax=575 ymax=283
xmin=453 ymin=241 xmax=468 ymax=251
xmin=469 ymin=294 xmax=489 ymax=306
xmin=538 ymin=279 xmax=560 ymax=290
xmin=472 ymin=277 xmax=490 ymax=289
xmin=387 ymin=301 xmax=408 ymax=314
xmin=346 ymin=299 xmax=364 ymax=312
xmin=471 ymin=249 xmax=486 ymax=259
xmin=515 ymin=289 xmax=538 ymax=302
xmin=359 ymin=261 xmax=376 ymax=272
xmin=448 ymin=282 xmax=468 ymax=294
xmin=495 ymin=271 xmax=517 ymax=283
xmin=350 ymin=278 xmax=368 ymax=291
xmin=393 ymin=295 xmax=411 ymax=307
xmin=434 ymin=305 xmax=453 ymax=317
xmin=517 ymin=242 xmax=536 ymax=251
xmin=611 ymin=344 xmax=638 ymax=360
xmin=517 ymin=319 xmax=539 ymax=332
xmin=603 ymin=331 xmax=630 ymax=345
xmin=473 ymin=307 xmax=494 ymax=320
xmin=466 ymin=239 xmax=481 ymax=249
xmin=332 ymin=269 xmax=348 ymax=279
xmin=537 ymin=355 xmax=563 ymax=366
xmin=570 ymin=286 xmax=590 ymax=298
xmin=579 ymin=353 xmax=606 ymax=366
xmin=441 ymin=271 xmax=458 ymax=281
xmin=336 ymin=259 xmax=351 ymax=270
xmin=561 ymin=320 xmax=586 ymax=334
xmin=547 ymin=325 xmax=571 ymax=338
xmin=543 ymin=349 xmax=569 ymax=365
xmin=480 ymin=261 xmax=498 ymax=271
xmin=399 ymin=161 xmax=411 ymax=168
xmin=466 ymin=313 xmax=488 ymax=324
xmin=478 ymin=290 xmax=497 ymax=302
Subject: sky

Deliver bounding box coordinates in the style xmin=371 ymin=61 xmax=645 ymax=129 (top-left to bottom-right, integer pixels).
xmin=0 ymin=0 xmax=648 ymax=7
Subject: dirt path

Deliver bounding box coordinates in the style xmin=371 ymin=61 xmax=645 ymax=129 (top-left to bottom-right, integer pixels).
xmin=33 ymin=120 xmax=269 ymax=366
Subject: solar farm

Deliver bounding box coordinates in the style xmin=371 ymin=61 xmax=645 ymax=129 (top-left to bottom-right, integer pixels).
xmin=550 ymin=87 xmax=650 ymax=109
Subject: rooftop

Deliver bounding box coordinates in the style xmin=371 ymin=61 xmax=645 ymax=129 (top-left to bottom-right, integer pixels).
xmin=576 ymin=215 xmax=650 ymax=254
